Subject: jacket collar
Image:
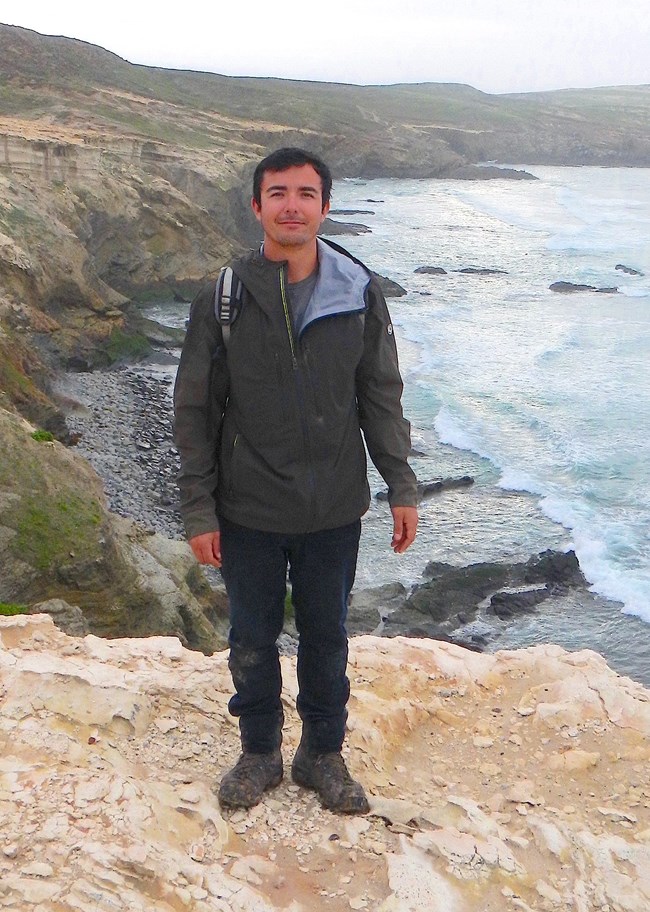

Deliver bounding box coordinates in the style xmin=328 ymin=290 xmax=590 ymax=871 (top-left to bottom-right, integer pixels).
xmin=233 ymin=237 xmax=371 ymax=329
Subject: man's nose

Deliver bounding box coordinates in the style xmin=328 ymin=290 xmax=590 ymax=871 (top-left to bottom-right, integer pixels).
xmin=283 ymin=193 xmax=300 ymax=210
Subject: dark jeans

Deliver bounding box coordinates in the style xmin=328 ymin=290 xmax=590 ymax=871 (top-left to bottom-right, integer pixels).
xmin=219 ymin=516 xmax=361 ymax=754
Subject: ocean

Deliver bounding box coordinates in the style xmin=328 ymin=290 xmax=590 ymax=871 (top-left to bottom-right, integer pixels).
xmin=148 ymin=165 xmax=650 ymax=684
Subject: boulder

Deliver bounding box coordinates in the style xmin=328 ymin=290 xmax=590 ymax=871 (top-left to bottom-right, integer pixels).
xmin=376 ymin=476 xmax=474 ymax=502
xmin=407 ymin=561 xmax=510 ymax=624
xmin=522 ymin=548 xmax=586 ymax=588
xmin=372 ymin=274 xmax=407 ymax=297
xmin=27 ymin=598 xmax=90 ymax=637
xmin=615 ymin=264 xmax=643 ymax=276
xmin=348 ymin=582 xmax=408 ymax=634
xmin=329 ymin=209 xmax=375 ymax=216
xmin=320 ymin=218 xmax=372 ymax=236
xmin=550 ymin=281 xmax=619 ymax=294
xmin=488 ymin=585 xmax=551 ymax=619
xmin=414 ymin=266 xmax=447 ymax=275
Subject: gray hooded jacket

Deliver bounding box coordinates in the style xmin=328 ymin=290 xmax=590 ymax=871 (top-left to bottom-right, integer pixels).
xmin=173 ymin=238 xmax=417 ymax=539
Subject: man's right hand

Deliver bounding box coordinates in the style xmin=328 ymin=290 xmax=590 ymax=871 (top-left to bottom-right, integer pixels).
xmin=189 ymin=531 xmax=222 ymax=568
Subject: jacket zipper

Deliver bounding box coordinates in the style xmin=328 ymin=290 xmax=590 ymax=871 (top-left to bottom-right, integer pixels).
xmin=279 ymin=267 xmax=298 ymax=370
xmin=279 ymin=265 xmax=317 ymax=525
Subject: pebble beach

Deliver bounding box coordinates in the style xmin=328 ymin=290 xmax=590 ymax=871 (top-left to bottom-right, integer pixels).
xmin=55 ymin=360 xmax=184 ymax=540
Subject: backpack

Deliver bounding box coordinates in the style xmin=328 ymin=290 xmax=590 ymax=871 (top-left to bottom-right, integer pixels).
xmin=214 ymin=266 xmax=245 ymax=349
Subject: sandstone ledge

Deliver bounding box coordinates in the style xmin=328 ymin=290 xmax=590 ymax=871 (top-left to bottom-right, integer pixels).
xmin=1 ymin=615 xmax=649 ymax=911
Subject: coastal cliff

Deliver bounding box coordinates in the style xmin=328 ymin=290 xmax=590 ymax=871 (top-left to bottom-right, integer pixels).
xmin=1 ymin=613 xmax=649 ymax=911
xmin=0 ymin=405 xmax=227 ymax=652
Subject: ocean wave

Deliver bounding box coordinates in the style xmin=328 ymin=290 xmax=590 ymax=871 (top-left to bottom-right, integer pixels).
xmin=539 ymin=495 xmax=650 ymax=624
xmin=434 ymin=406 xmax=492 ymax=460
xmin=618 ymin=286 xmax=650 ymax=298
xmin=434 ymin=407 xmax=650 ymax=625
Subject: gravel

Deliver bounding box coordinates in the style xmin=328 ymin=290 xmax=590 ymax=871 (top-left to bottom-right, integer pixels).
xmin=55 ymin=363 xmax=184 ymax=539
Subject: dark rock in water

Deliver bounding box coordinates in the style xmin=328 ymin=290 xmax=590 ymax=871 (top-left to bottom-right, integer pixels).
xmin=522 ymin=549 xmax=586 ymax=588
xmin=418 ymin=476 xmax=474 ymax=500
xmin=489 ymin=585 xmax=550 ymax=619
xmin=365 ymin=199 xmax=384 ymax=203
xmin=321 ymin=218 xmax=371 ymax=236
xmin=550 ymin=281 xmax=597 ymax=293
xmin=329 ymin=209 xmax=375 ymax=216
xmin=408 ymin=561 xmax=510 ymax=624
xmin=141 ymin=350 xmax=180 ymax=367
xmin=136 ymin=317 xmax=186 ymax=347
xmin=615 ymin=264 xmax=643 ymax=276
xmin=173 ymin=290 xmax=190 ymax=303
xmin=376 ymin=475 xmax=474 ymax=502
xmin=458 ymin=267 xmax=508 ymax=275
xmin=449 ymin=165 xmax=537 ymax=181
xmin=372 ymin=273 xmax=407 ymax=297
xmin=550 ymin=281 xmax=618 ymax=294
xmin=415 ymin=266 xmax=447 ymax=275
xmin=418 ymin=292 xmax=432 ymax=296
xmin=405 ymin=549 xmax=586 ymax=626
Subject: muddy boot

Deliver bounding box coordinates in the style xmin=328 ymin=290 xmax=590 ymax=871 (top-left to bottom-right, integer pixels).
xmin=218 ymin=750 xmax=283 ymax=809
xmin=292 ymin=742 xmax=369 ymax=815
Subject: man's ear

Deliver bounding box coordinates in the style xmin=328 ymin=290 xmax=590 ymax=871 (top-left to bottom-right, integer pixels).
xmin=251 ymin=197 xmax=262 ymax=222
xmin=321 ymin=199 xmax=331 ymax=221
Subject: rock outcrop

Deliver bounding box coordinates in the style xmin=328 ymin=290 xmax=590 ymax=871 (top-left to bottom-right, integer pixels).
xmin=550 ymin=281 xmax=619 ymax=294
xmin=384 ymin=550 xmax=586 ymax=638
xmin=0 ymin=405 xmax=227 ymax=652
xmin=1 ymin=613 xmax=649 ymax=912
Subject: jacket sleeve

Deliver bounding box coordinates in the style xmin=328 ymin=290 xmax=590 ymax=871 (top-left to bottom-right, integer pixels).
xmin=173 ymin=281 xmax=229 ymax=540
xmin=356 ymin=280 xmax=418 ymax=507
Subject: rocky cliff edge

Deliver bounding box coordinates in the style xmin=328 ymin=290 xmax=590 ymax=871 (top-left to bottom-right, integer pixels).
xmin=1 ymin=613 xmax=649 ymax=912
xmin=0 ymin=405 xmax=227 ymax=652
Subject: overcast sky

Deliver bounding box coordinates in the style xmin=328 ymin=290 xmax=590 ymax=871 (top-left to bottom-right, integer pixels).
xmin=3 ymin=0 xmax=649 ymax=94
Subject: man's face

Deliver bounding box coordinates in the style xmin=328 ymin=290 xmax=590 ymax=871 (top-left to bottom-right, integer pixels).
xmin=251 ymin=164 xmax=330 ymax=255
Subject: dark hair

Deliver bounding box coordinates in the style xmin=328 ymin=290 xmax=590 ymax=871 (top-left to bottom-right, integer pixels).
xmin=253 ymin=148 xmax=332 ymax=210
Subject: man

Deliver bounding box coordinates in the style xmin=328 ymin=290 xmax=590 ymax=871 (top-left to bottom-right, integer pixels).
xmin=173 ymin=147 xmax=418 ymax=815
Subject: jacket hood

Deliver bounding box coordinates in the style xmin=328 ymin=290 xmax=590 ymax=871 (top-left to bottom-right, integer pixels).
xmin=234 ymin=238 xmax=371 ymax=336
xmin=297 ymin=238 xmax=370 ymax=336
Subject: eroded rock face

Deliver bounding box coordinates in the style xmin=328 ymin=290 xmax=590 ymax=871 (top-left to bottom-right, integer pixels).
xmin=0 ymin=406 xmax=227 ymax=652
xmin=1 ymin=615 xmax=648 ymax=912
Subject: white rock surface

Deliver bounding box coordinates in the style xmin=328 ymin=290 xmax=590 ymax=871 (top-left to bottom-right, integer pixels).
xmin=1 ymin=615 xmax=649 ymax=911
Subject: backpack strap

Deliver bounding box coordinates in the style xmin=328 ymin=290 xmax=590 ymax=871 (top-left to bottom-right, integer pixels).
xmin=214 ymin=266 xmax=245 ymax=348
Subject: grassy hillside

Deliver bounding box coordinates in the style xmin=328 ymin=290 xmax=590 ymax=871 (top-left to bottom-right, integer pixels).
xmin=2 ymin=23 xmax=649 ymax=168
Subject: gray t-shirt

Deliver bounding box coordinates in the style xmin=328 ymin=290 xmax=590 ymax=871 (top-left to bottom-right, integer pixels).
xmin=287 ymin=270 xmax=318 ymax=335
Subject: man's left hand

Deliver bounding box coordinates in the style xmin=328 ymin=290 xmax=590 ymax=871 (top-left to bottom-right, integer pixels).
xmin=390 ymin=506 xmax=419 ymax=553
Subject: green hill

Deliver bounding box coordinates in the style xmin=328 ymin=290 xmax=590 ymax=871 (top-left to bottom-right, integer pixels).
xmin=2 ymin=24 xmax=649 ymax=171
